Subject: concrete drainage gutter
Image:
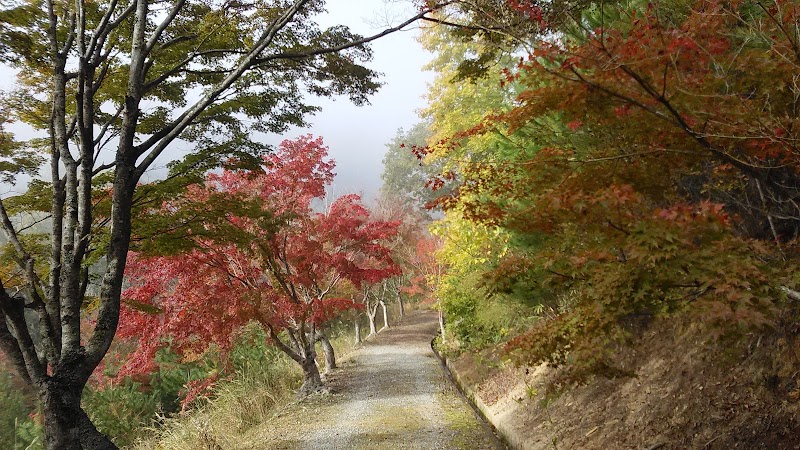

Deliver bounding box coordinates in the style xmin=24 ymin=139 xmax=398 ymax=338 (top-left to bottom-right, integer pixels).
xmin=431 ymin=339 xmax=526 ymax=450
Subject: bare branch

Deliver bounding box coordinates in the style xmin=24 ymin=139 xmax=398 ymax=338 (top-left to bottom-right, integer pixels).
xmin=257 ymin=3 xmax=453 ymax=63
xmin=0 ymin=199 xmax=48 ymax=296
xmin=145 ymin=0 xmax=188 ymax=54
xmin=0 ymin=287 xmax=47 ymax=385
xmin=267 ymin=324 xmax=303 ymax=363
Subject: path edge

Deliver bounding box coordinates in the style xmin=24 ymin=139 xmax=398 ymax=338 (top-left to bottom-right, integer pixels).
xmin=430 ymin=339 xmax=522 ymax=450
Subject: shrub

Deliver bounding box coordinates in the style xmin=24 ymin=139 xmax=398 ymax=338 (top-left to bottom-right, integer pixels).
xmin=83 ymin=346 xmax=215 ymax=446
xmin=0 ymin=371 xmax=39 ymax=450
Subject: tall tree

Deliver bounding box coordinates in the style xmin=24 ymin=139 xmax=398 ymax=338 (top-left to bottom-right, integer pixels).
xmin=0 ymin=1 xmax=446 ymax=448
xmin=380 ymin=121 xmax=440 ymax=212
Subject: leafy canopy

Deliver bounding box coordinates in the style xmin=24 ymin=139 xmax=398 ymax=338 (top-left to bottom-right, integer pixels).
xmin=119 ymin=135 xmax=400 ymax=379
xmin=418 ymin=0 xmax=799 ymax=382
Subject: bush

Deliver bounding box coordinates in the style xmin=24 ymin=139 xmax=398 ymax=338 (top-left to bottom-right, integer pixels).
xmin=82 ymin=381 xmax=161 ymax=448
xmin=12 ymin=417 xmax=42 ymax=450
xmin=0 ymin=371 xmax=40 ymax=450
xmin=132 ymin=325 xmax=303 ymax=449
xmin=83 ymin=346 xmax=215 ymax=447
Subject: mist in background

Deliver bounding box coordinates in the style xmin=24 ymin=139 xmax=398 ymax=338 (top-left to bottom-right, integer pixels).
xmin=2 ymin=0 xmax=433 ymax=202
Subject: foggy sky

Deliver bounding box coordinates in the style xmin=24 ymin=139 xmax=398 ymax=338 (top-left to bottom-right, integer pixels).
xmin=278 ymin=0 xmax=434 ymax=201
xmin=2 ymin=1 xmax=434 ymax=201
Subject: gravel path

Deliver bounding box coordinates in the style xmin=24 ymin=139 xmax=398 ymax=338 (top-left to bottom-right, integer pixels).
xmin=241 ymin=310 xmax=502 ymax=449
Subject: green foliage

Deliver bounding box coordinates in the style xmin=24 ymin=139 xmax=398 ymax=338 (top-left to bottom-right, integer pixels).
xmin=132 ymin=327 xmax=302 ymax=450
xmin=2 ymin=180 xmax=53 ymax=215
xmin=13 ymin=419 xmax=42 ymax=450
xmin=82 ymin=382 xmax=161 ymax=448
xmin=0 ymin=232 xmax=49 ymax=287
xmin=380 ymin=122 xmax=441 ymax=212
xmin=0 ymin=372 xmax=38 ymax=450
xmin=81 ymin=346 xmax=215 ymax=447
xmin=419 ymin=0 xmax=800 ymax=386
xmin=0 ymin=99 xmax=43 ymax=184
xmin=229 ymin=323 xmax=285 ymax=376
xmin=441 ymin=274 xmax=523 ymax=348
xmin=431 ymin=212 xmax=539 ymax=349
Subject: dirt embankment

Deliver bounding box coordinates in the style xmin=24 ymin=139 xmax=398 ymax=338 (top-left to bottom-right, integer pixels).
xmin=239 ymin=310 xmax=502 ymax=449
xmin=441 ymin=320 xmax=800 ymax=449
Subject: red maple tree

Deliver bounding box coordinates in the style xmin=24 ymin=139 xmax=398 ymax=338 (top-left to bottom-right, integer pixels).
xmin=117 ymin=135 xmax=400 ymax=395
xmin=417 ymin=0 xmax=799 ymax=381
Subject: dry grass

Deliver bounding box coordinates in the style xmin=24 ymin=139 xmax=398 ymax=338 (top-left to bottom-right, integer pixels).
xmin=129 ymin=323 xmax=367 ymax=450
xmin=130 ymin=355 xmax=301 ymax=450
xmin=128 ymin=306 xmax=413 ymax=449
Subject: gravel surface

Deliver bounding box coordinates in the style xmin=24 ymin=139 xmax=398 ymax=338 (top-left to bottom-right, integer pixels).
xmin=241 ymin=310 xmax=503 ymax=449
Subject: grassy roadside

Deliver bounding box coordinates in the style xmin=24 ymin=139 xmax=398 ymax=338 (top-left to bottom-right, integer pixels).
xmin=131 ymin=351 xmax=301 ymax=450
xmin=130 ymin=313 xmax=396 ymax=449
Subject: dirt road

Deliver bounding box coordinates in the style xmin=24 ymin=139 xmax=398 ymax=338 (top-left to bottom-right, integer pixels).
xmin=241 ymin=310 xmax=503 ymax=449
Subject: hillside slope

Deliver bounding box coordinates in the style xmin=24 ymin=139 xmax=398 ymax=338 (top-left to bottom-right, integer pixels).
xmin=445 ymin=320 xmax=800 ymax=449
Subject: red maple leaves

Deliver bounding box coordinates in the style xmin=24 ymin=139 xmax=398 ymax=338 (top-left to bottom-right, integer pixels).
xmin=117 ymin=136 xmax=399 ymax=383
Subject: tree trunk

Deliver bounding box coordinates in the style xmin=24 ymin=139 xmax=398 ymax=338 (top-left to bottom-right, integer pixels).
xmin=367 ymin=303 xmax=378 ymax=336
xmin=77 ymin=409 xmax=117 ymax=450
xmin=438 ymin=309 xmax=446 ymax=345
xmin=42 ymin=381 xmax=117 ymax=450
xmin=354 ymin=319 xmax=362 ymax=345
xmin=315 ymin=331 xmax=336 ymax=372
xmin=398 ymin=294 xmax=405 ymax=319
xmin=266 ymin=326 xmax=325 ymax=398
xmin=379 ymin=300 xmax=389 ymax=331
xmin=298 ymin=356 xmax=324 ymax=396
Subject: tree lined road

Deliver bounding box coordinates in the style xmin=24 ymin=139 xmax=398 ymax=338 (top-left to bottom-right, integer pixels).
xmin=242 ymin=310 xmax=502 ymax=449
